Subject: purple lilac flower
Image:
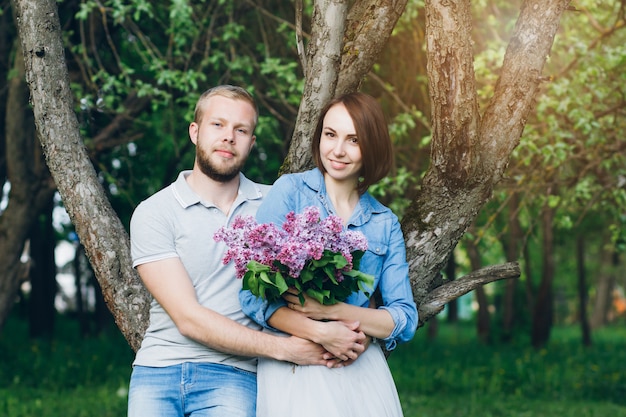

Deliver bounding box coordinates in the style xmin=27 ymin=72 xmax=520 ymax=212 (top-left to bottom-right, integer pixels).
xmin=214 ymin=206 xmax=369 ymax=280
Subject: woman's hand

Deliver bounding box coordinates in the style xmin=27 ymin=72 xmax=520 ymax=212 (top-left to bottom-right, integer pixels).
xmin=282 ymin=289 xmax=339 ymax=321
xmin=316 ymin=320 xmax=366 ymax=361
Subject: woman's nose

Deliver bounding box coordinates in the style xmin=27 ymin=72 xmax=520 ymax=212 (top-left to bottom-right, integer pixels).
xmin=333 ymin=140 xmax=346 ymax=155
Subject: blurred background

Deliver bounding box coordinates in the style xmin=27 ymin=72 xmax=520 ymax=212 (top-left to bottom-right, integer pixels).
xmin=0 ymin=1 xmax=624 ymax=416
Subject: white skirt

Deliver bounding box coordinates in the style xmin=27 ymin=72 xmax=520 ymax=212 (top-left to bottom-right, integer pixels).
xmin=256 ymin=340 xmax=404 ymax=417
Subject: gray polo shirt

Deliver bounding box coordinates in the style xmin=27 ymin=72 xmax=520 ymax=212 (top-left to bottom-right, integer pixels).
xmin=130 ymin=170 xmax=271 ymax=372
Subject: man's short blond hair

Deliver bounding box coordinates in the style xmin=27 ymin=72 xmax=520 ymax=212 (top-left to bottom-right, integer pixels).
xmin=193 ymin=85 xmax=258 ymax=128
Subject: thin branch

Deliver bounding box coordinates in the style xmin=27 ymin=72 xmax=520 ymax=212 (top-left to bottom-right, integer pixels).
xmin=418 ymin=262 xmax=521 ymax=325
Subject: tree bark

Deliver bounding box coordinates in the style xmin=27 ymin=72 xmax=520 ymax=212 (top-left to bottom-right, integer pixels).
xmin=286 ymin=0 xmax=410 ymax=174
xmin=283 ymin=0 xmax=349 ymax=173
xmin=0 ymin=7 xmax=10 ymax=183
xmin=336 ymin=0 xmax=408 ymax=95
xmin=12 ymin=0 xmax=150 ymax=351
xmin=418 ymin=262 xmax=520 ymax=323
xmin=402 ymin=0 xmax=570 ymax=313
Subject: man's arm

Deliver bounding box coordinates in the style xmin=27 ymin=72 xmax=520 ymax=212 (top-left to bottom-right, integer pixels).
xmin=137 ymin=258 xmax=329 ymax=365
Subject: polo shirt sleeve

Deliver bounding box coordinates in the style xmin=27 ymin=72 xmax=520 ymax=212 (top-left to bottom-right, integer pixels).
xmin=130 ymin=197 xmax=178 ymax=268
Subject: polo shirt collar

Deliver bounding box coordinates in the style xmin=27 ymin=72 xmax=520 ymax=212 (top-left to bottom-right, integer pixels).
xmin=172 ymin=170 xmax=263 ymax=209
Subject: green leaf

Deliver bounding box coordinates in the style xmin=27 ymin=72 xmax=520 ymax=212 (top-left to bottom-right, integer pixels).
xmin=274 ymin=271 xmax=289 ymax=295
xmin=306 ymin=288 xmax=331 ymax=305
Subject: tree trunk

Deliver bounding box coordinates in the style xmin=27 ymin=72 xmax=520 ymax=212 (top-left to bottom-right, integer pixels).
xmin=501 ymin=192 xmax=523 ymax=341
xmin=286 ymin=0 xmax=410 ymax=174
xmin=589 ymin=240 xmax=617 ymax=328
xmin=0 ymin=36 xmax=56 ymax=330
xmin=576 ymin=235 xmax=592 ymax=347
xmin=466 ymin=237 xmax=490 ymax=343
xmin=13 ymin=0 xmax=150 ymax=351
xmin=401 ymin=0 xmax=569 ymax=322
xmin=531 ymin=205 xmax=556 ymax=349
xmin=74 ymin=243 xmax=89 ymax=336
xmin=284 ymin=0 xmax=349 ymax=173
xmin=28 ymin=197 xmax=57 ymax=338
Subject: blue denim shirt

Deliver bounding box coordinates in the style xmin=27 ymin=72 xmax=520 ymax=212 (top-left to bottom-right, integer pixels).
xmin=239 ymin=168 xmax=418 ymax=350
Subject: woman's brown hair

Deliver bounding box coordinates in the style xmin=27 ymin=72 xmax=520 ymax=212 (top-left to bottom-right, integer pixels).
xmin=311 ymin=92 xmax=393 ymax=194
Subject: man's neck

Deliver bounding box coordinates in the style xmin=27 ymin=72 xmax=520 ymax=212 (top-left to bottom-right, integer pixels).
xmin=186 ymin=168 xmax=240 ymax=214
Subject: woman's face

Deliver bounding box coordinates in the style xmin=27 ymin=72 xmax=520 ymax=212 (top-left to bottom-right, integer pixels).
xmin=319 ymin=103 xmax=363 ymax=185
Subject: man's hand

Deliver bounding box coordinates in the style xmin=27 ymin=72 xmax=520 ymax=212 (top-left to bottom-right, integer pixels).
xmin=281 ymin=336 xmax=334 ymax=367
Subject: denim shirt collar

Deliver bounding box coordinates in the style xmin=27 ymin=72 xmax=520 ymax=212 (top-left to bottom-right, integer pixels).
xmin=302 ymin=168 xmax=386 ymax=228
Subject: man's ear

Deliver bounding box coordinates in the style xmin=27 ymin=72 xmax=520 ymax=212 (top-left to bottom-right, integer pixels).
xmin=189 ymin=122 xmax=199 ymax=145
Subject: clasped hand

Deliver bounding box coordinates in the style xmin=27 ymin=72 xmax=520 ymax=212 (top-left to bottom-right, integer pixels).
xmin=282 ymin=289 xmax=369 ymax=366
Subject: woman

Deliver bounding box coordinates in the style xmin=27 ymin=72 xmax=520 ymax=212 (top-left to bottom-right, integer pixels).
xmin=240 ymin=92 xmax=418 ymax=416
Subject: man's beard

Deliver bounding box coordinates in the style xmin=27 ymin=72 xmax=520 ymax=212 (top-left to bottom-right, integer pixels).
xmin=197 ymin=147 xmax=246 ymax=183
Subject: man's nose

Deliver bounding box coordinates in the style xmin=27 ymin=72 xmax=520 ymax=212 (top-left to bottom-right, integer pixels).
xmin=223 ymin=130 xmax=235 ymax=143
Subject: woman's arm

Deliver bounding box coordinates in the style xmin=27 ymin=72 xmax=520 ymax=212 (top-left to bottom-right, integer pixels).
xmin=267 ymin=306 xmax=366 ymax=361
xmin=282 ymin=290 xmax=395 ymax=339
xmin=283 ymin=216 xmax=418 ymax=349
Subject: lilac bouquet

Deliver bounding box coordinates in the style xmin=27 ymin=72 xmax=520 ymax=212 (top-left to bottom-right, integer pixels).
xmin=214 ymin=206 xmax=374 ymax=305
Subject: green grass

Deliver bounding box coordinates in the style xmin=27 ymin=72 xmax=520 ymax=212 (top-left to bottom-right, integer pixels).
xmin=0 ymin=315 xmax=133 ymax=417
xmin=388 ymin=322 xmax=626 ymax=417
xmin=1 ymin=315 xmax=625 ymax=416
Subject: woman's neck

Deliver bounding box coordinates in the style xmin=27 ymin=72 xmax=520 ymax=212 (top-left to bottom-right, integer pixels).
xmin=324 ymin=175 xmax=360 ymax=225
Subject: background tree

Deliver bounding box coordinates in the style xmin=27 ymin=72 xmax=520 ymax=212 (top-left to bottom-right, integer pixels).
xmin=463 ymin=0 xmax=626 ymax=346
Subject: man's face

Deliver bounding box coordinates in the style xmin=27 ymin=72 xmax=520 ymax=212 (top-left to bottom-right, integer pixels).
xmin=189 ymin=95 xmax=257 ymax=182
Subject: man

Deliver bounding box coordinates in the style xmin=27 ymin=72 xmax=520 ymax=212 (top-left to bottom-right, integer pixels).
xmin=127 ymin=85 xmax=365 ymax=417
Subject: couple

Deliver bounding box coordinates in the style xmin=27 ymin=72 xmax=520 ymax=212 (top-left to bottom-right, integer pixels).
xmin=127 ymin=85 xmax=418 ymax=417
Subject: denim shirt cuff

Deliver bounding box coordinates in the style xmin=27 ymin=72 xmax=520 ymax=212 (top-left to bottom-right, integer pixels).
xmin=379 ymin=306 xmax=408 ymax=351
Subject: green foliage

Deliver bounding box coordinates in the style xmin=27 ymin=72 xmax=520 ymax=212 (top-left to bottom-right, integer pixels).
xmin=369 ymin=167 xmax=420 ymax=220
xmin=50 ymin=1 xmax=310 ymax=241
xmin=460 ymin=1 xmax=626 ymax=342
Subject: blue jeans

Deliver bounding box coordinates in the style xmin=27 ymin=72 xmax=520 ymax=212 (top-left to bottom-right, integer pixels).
xmin=128 ymin=362 xmax=257 ymax=417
